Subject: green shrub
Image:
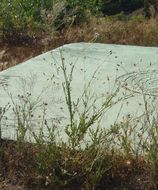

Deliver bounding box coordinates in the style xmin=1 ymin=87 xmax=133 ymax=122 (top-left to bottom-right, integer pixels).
xmin=54 ymin=0 xmax=103 ymax=30
xmin=0 ymin=0 xmax=54 ymax=40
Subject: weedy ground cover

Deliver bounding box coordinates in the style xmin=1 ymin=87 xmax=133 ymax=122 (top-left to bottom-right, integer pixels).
xmin=0 ymin=53 xmax=158 ymax=190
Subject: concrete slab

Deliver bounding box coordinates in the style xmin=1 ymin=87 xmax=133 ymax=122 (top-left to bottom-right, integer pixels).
xmin=0 ymin=43 xmax=158 ymax=143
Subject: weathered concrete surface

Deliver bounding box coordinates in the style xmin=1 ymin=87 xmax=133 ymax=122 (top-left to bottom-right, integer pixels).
xmin=0 ymin=43 xmax=158 ymax=142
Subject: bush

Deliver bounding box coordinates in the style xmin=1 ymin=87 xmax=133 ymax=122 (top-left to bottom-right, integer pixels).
xmin=0 ymin=0 xmax=54 ymax=40
xmin=54 ymin=0 xmax=103 ymax=30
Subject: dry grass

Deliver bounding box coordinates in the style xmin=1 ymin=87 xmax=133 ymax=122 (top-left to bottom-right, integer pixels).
xmin=64 ymin=16 xmax=158 ymax=46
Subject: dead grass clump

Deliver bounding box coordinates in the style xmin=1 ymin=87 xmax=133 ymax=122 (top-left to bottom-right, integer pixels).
xmin=61 ymin=16 xmax=158 ymax=46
